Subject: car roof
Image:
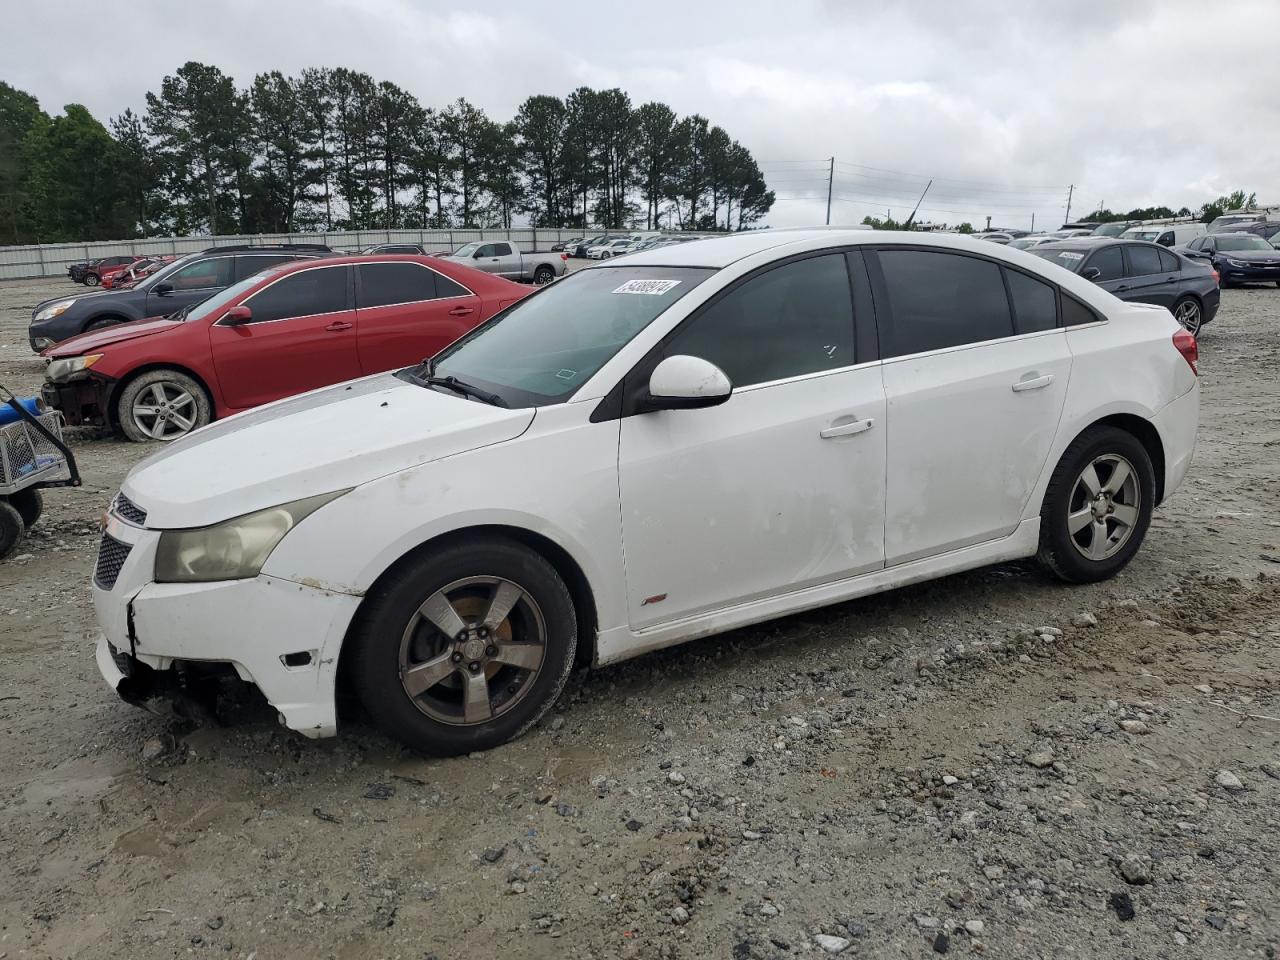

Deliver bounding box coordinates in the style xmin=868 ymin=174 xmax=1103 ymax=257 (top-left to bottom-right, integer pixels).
xmin=616 ymin=228 xmax=894 ymax=268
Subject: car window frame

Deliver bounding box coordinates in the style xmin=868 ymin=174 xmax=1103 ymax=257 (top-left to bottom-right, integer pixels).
xmin=222 ymin=263 xmax=354 ymax=326
xmin=161 ymin=255 xmax=236 ymax=293
xmin=601 ymin=247 xmax=874 ymax=421
xmin=1082 ymin=245 xmax=1125 ymax=283
xmin=354 ymin=259 xmax=476 ymax=311
xmin=1001 ymin=263 xmax=1062 ymax=335
xmin=1123 ymin=243 xmax=1165 ymax=279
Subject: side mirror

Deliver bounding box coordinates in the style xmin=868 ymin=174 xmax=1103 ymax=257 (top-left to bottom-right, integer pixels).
xmin=473 ymin=250 xmax=484 ymax=259
xmin=153 ymin=281 xmax=174 ymax=296
xmin=221 ymin=305 xmax=252 ymax=325
xmin=645 ymin=355 xmax=732 ymax=411
xmin=1082 ymin=266 xmax=1102 ymax=282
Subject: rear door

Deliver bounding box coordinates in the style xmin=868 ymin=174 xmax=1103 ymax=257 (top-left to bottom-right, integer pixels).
xmin=867 ymin=247 xmax=1071 ymax=564
xmin=209 ymin=264 xmax=361 ymax=410
xmin=144 ymin=255 xmax=235 ymax=317
xmin=355 ymin=261 xmax=483 ymax=373
xmin=1122 ymin=243 xmax=1178 ymax=307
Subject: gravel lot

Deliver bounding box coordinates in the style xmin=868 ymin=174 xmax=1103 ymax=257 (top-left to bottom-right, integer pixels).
xmin=1 ymin=273 xmax=1278 ymax=960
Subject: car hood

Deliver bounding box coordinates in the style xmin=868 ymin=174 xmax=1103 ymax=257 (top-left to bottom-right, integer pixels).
xmin=121 ymin=373 xmax=535 ymax=529
xmin=1219 ymin=250 xmax=1280 ymax=262
xmin=33 ymin=289 xmax=123 ymax=313
xmin=41 ymin=316 xmax=178 ymax=358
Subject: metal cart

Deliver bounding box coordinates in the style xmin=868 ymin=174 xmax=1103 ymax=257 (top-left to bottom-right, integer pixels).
xmin=0 ymin=384 xmax=82 ymax=560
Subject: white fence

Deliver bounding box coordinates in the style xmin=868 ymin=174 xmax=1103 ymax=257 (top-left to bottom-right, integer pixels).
xmin=0 ymin=228 xmax=602 ymax=280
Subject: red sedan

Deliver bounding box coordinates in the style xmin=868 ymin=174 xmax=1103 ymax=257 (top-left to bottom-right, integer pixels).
xmin=41 ymin=255 xmax=532 ymax=442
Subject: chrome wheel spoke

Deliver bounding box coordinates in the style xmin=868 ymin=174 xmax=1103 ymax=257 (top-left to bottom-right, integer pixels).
xmin=402 ymin=651 xmax=456 ymax=697
xmin=1078 ymin=464 xmax=1102 ymax=498
xmin=1104 ymin=460 xmax=1131 ymax=496
xmin=1067 ymin=506 xmax=1094 ymax=534
xmin=482 ymin=580 xmax=522 ymax=631
xmin=1110 ymin=503 xmax=1138 ymax=529
xmin=169 ymin=412 xmax=194 ymax=432
xmin=1086 ymin=519 xmax=1111 ymax=559
xmin=417 ymin=590 xmax=467 ymax=639
xmin=462 ymin=670 xmax=492 ymax=723
xmin=492 ymin=642 xmax=542 ymax=671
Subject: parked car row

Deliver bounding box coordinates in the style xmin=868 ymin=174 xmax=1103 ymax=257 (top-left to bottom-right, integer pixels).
xmin=83 ymin=228 xmax=1201 ymax=754
xmin=67 ymin=255 xmax=144 ymax=286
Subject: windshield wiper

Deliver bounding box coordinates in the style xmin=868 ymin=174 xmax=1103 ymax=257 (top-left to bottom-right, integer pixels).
xmin=423 ymin=375 xmax=508 ymax=408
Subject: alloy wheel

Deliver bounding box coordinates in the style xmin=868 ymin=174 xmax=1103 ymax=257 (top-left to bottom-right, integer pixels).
xmin=1174 ymin=299 xmax=1202 ymax=335
xmin=1066 ymin=454 xmax=1141 ymax=561
xmin=131 ymin=381 xmax=199 ymax=440
xmin=398 ymin=575 xmax=547 ymax=726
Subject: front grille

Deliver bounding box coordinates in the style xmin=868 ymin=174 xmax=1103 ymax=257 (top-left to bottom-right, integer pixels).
xmin=114 ymin=492 xmax=147 ymax=526
xmin=94 ymin=533 xmax=132 ymax=590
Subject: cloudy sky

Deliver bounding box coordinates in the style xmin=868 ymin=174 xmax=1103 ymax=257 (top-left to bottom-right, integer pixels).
xmin=4 ymin=0 xmax=1277 ymax=231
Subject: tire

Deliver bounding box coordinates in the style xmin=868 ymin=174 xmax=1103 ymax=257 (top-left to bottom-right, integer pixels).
xmin=350 ymin=537 xmax=578 ymax=755
xmin=10 ymin=488 xmax=43 ymax=529
xmin=1036 ymin=426 xmax=1155 ymax=584
xmin=534 ymin=266 xmax=555 ymax=286
xmin=83 ymin=273 xmax=100 ymax=286
xmin=1172 ymin=296 xmax=1203 ymax=336
xmin=600 ymin=251 xmax=611 ymax=259
xmin=0 ymin=500 xmax=25 ymax=561
xmin=117 ymin=369 xmax=212 ymax=443
xmin=85 ymin=317 xmax=121 ymax=332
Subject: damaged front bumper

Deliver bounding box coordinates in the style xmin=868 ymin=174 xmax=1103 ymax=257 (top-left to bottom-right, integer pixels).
xmin=93 ymin=510 xmax=362 ymax=738
xmin=41 ymin=375 xmax=115 ymax=427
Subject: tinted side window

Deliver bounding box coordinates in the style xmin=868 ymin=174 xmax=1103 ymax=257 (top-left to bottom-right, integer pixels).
xmin=1061 ymin=294 xmax=1100 ymax=327
xmin=1126 ymin=245 xmax=1163 ymax=277
xmin=358 ymin=263 xmax=438 ymax=308
xmin=664 ymin=254 xmax=854 ymax=387
xmin=1085 ymin=246 xmax=1124 ymax=281
xmin=1005 ymin=269 xmax=1057 ymax=334
xmin=246 ymin=266 xmax=347 ymax=323
xmin=1156 ymin=232 xmax=1174 ymax=247
xmin=475 ymin=244 xmax=497 ymax=258
xmin=1157 ymin=249 xmax=1180 ymax=272
xmin=877 ymin=250 xmax=1012 ymax=356
xmin=1186 ymin=237 xmax=1203 ymax=250
xmin=435 ymin=272 xmax=472 ymax=298
xmin=167 ymin=256 xmax=234 ymax=290
xmin=492 ymin=242 xmax=513 ymax=256
xmin=235 ymin=254 xmax=298 ymax=281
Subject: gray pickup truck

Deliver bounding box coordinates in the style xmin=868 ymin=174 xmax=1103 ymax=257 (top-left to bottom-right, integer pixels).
xmin=439 ymin=241 xmax=567 ymax=285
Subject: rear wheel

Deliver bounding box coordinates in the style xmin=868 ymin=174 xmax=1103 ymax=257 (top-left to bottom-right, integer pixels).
xmin=534 ymin=265 xmax=555 ymax=285
xmin=1172 ymin=296 xmax=1202 ymax=336
xmin=350 ymin=537 xmax=577 ymax=755
xmin=1036 ymin=426 xmax=1155 ymax=584
xmin=10 ymin=488 xmax=43 ymax=529
xmin=117 ymin=369 xmax=212 ymax=442
xmin=0 ymin=500 xmax=25 ymax=561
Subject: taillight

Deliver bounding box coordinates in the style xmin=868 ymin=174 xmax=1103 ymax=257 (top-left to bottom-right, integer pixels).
xmin=1211 ymin=268 xmax=1220 ymax=286
xmin=1172 ymin=329 xmax=1198 ymax=375
xmin=560 ymin=253 xmax=568 ymax=260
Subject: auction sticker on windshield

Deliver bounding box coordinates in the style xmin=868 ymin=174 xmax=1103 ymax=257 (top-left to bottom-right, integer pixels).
xmin=613 ymin=279 xmax=682 ymax=295
xmin=1056 ymin=252 xmax=1085 ymax=261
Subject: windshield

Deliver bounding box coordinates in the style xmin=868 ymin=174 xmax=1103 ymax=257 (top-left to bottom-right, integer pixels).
xmin=416 ymin=266 xmax=715 ymax=407
xmin=1092 ymin=223 xmax=1131 ymax=237
xmin=1125 ymin=230 xmax=1160 ymax=241
xmin=1208 ymin=216 xmax=1254 ymax=233
xmin=452 ymin=242 xmax=480 ymax=257
xmin=1218 ymin=236 xmax=1274 ymax=251
xmin=134 ymin=253 xmax=198 ymax=291
xmin=183 ymin=273 xmax=271 ymax=323
xmin=1008 ymin=237 xmax=1043 ymax=250
xmin=1029 ymin=248 xmax=1087 ymax=273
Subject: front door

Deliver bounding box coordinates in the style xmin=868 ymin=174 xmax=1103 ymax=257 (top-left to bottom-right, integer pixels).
xmin=868 ymin=248 xmax=1071 ymax=565
xmin=209 ymin=264 xmax=362 ymax=410
xmin=354 ymin=261 xmax=483 ymax=374
xmin=1081 ymin=244 xmax=1126 ymax=300
xmin=145 ymin=256 xmax=234 ymax=318
xmin=618 ymin=252 xmax=887 ymax=630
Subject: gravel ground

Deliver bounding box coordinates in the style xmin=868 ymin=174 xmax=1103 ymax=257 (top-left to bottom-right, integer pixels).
xmin=1 ymin=273 xmax=1278 ymax=960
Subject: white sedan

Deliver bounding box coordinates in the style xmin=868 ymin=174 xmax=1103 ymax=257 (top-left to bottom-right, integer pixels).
xmin=93 ymin=229 xmax=1200 ymax=754
xmin=586 ymin=238 xmax=636 ymax=259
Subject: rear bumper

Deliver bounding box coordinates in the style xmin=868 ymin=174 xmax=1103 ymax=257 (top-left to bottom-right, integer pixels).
xmin=41 ymin=375 xmax=114 ymax=427
xmin=1153 ymin=383 xmax=1199 ymax=503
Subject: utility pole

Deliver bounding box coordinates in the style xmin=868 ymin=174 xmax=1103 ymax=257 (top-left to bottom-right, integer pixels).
xmin=1031 ymin=212 xmax=1035 ymax=233
xmin=825 ymin=157 xmax=834 ymax=226
xmin=1064 ymin=183 xmax=1074 ymax=225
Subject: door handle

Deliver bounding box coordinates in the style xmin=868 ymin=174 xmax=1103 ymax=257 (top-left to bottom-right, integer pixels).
xmin=324 ymin=320 xmax=353 ymax=332
xmin=448 ymin=306 xmax=474 ymax=317
xmin=1012 ymin=374 xmax=1054 ymax=392
xmin=820 ymin=418 xmax=874 ymax=439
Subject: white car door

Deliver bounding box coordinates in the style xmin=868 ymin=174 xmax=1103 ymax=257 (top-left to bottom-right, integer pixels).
xmin=867 ymin=247 xmax=1072 ymax=565
xmin=617 ymin=251 xmax=887 ymax=630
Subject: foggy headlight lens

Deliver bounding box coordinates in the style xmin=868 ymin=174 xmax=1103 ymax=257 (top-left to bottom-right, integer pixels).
xmin=35 ymin=299 xmax=77 ymax=322
xmin=46 ymin=354 xmax=103 ymax=383
xmin=154 ymin=490 xmax=348 ymax=583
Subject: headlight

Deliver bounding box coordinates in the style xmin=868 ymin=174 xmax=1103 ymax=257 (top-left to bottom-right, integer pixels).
xmin=1226 ymin=258 xmax=1249 ymax=268
xmin=34 ymin=299 xmax=77 ymax=323
xmin=46 ymin=354 xmax=103 ymax=383
xmin=154 ymin=490 xmax=349 ymax=583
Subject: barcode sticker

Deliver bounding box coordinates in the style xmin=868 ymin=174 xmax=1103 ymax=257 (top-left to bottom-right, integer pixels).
xmin=612 ymin=279 xmax=682 ymax=295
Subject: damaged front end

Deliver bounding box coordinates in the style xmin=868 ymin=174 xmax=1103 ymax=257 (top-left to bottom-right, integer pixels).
xmin=96 ymin=634 xmax=253 ymax=727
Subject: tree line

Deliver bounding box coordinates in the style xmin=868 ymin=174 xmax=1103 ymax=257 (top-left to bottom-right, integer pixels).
xmin=0 ymin=64 xmax=776 ymax=245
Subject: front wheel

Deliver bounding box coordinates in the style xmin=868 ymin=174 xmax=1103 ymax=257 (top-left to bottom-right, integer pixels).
xmin=1036 ymin=426 xmax=1155 ymax=584
xmin=1172 ymin=296 xmax=1202 ymax=336
xmin=0 ymin=500 xmax=25 ymax=561
xmin=83 ymin=273 xmax=100 ymax=286
xmin=117 ymin=369 xmax=212 ymax=442
xmin=10 ymin=488 xmax=43 ymax=529
xmin=350 ymin=537 xmax=578 ymax=755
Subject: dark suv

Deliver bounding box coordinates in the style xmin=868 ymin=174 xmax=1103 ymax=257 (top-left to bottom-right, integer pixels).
xmin=30 ymin=245 xmax=333 ymax=351
xmin=1028 ymin=237 xmax=1220 ymax=335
